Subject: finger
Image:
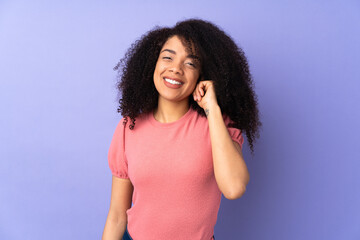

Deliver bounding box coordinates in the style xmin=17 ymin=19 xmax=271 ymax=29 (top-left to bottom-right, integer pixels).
xmin=198 ymin=84 xmax=203 ymax=99
xmin=194 ymin=88 xmax=200 ymax=101
xmin=197 ymin=82 xmax=202 ymax=96
xmin=194 ymin=87 xmax=199 ymax=100
xmin=194 ymin=85 xmax=199 ymax=95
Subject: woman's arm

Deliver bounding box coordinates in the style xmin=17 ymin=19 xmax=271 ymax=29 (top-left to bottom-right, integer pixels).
xmin=206 ymin=104 xmax=250 ymax=200
xmin=193 ymin=80 xmax=250 ymax=200
xmin=102 ymin=176 xmax=133 ymax=240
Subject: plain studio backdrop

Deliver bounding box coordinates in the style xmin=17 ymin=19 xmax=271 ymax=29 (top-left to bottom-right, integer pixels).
xmin=0 ymin=0 xmax=359 ymax=239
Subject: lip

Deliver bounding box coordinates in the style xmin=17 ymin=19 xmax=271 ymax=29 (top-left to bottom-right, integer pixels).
xmin=163 ymin=77 xmax=184 ymax=89
xmin=163 ymin=76 xmax=184 ymax=84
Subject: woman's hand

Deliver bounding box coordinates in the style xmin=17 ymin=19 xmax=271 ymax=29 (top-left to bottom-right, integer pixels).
xmin=192 ymin=80 xmax=219 ymax=111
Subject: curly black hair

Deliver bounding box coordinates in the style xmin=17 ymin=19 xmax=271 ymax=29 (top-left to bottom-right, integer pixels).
xmin=113 ymin=18 xmax=262 ymax=155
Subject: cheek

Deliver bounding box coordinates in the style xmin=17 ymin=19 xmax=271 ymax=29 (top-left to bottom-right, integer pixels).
xmin=187 ymin=76 xmax=199 ymax=93
xmin=189 ymin=72 xmax=200 ymax=85
xmin=153 ymin=63 xmax=162 ymax=79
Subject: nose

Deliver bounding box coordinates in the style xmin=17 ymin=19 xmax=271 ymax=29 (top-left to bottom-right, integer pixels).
xmin=169 ymin=61 xmax=184 ymax=75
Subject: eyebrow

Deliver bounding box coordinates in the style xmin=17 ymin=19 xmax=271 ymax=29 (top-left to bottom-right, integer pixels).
xmin=161 ymin=49 xmax=200 ymax=60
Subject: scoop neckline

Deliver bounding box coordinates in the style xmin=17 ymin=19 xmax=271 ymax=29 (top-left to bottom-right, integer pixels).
xmin=149 ymin=107 xmax=193 ymax=128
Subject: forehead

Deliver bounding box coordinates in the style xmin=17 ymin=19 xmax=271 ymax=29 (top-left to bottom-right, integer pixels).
xmin=161 ymin=35 xmax=196 ymax=55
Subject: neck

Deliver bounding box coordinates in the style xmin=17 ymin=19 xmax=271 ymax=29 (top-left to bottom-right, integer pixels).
xmin=153 ymin=98 xmax=190 ymax=123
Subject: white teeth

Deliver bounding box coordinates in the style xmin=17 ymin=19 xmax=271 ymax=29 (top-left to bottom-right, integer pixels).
xmin=164 ymin=78 xmax=182 ymax=85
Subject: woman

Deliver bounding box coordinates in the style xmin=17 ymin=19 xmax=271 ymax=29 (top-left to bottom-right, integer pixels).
xmin=102 ymin=18 xmax=261 ymax=240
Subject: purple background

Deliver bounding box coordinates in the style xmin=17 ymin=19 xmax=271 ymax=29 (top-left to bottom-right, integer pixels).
xmin=1 ymin=0 xmax=359 ymax=239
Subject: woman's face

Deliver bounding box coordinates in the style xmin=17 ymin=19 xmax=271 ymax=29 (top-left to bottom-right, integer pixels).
xmin=153 ymin=35 xmax=201 ymax=105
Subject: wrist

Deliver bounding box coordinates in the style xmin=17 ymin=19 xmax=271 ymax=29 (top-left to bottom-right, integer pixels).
xmin=204 ymin=104 xmax=221 ymax=117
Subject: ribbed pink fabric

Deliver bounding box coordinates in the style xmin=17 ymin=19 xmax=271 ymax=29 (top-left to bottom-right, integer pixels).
xmin=108 ymin=107 xmax=244 ymax=240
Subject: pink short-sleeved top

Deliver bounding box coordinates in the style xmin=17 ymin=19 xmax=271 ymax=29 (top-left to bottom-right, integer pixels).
xmin=108 ymin=107 xmax=244 ymax=240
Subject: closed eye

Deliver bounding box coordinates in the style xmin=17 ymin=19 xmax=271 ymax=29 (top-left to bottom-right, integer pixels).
xmin=187 ymin=62 xmax=196 ymax=68
xmin=162 ymin=57 xmax=172 ymax=60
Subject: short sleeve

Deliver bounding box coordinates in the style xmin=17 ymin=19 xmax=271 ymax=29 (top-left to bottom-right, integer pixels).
xmin=223 ymin=114 xmax=244 ymax=150
xmin=108 ymin=117 xmax=129 ymax=179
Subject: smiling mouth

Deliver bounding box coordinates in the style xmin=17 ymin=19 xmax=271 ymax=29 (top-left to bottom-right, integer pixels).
xmin=163 ymin=77 xmax=184 ymax=85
